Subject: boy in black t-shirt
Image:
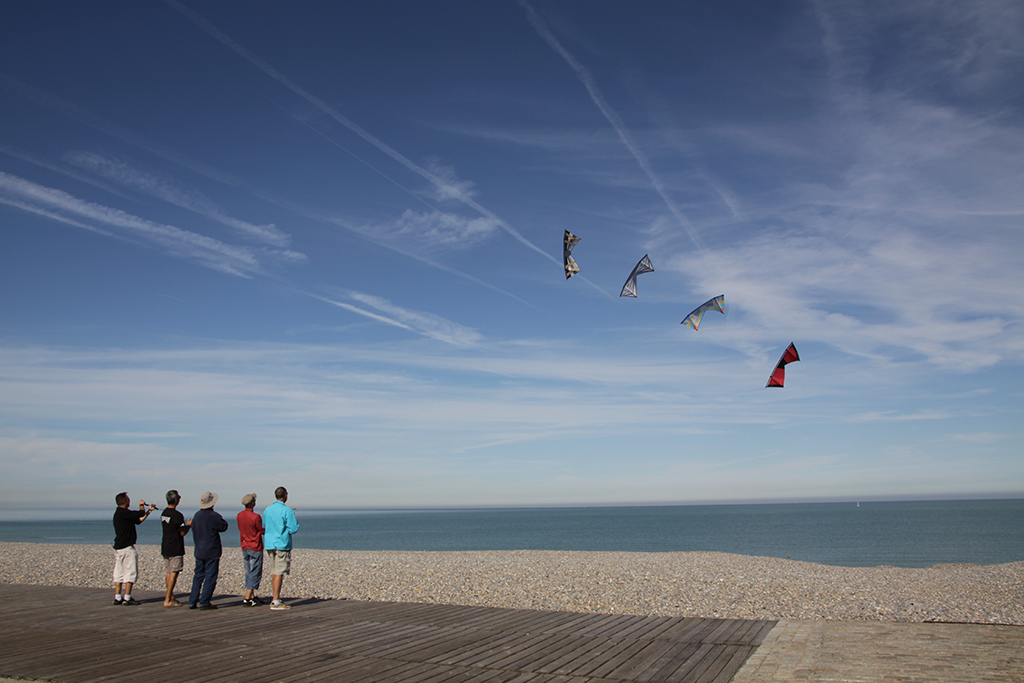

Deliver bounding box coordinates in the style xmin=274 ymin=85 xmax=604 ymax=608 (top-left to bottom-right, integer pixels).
xmin=112 ymin=492 xmax=156 ymax=605
xmin=160 ymin=490 xmax=192 ymax=608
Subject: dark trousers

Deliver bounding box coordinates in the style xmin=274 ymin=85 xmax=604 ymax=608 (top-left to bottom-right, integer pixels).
xmin=189 ymin=556 xmax=220 ymax=607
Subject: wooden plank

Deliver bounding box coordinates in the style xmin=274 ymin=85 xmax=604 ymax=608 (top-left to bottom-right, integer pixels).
xmin=367 ymin=624 xmax=482 ymax=660
xmin=534 ymin=635 xmax=618 ymax=674
xmin=429 ymin=629 xmax=542 ymax=667
xmin=706 ymin=618 xmax=749 ymax=645
xmin=663 ymin=642 xmax=717 ymax=683
xmin=748 ymin=620 xmax=778 ymax=646
xmin=704 ymin=645 xmax=755 ymax=683
xmin=460 ymin=630 xmax=558 ymax=670
xmin=597 ymin=639 xmax=682 ymax=681
xmin=572 ymin=633 xmax=668 ymax=679
xmin=0 ymin=584 xmax=772 ymax=683
xmin=482 ymin=632 xmax=583 ymax=672
xmin=674 ymin=644 xmax=728 ymax=683
xmin=574 ymin=613 xmax=638 ymax=638
xmin=635 ymin=642 xmax=704 ymax=683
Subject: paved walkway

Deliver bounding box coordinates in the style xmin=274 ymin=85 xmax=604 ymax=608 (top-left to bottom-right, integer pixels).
xmin=731 ymin=618 xmax=1024 ymax=682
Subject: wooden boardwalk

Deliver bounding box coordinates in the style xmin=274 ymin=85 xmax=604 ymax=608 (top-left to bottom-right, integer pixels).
xmin=0 ymin=584 xmax=775 ymax=683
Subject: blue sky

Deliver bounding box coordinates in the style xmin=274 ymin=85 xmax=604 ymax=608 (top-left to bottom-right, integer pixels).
xmin=2 ymin=0 xmax=1022 ymax=510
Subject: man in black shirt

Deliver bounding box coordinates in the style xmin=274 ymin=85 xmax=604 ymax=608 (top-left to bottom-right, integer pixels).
xmin=160 ymin=490 xmax=192 ymax=607
xmin=189 ymin=491 xmax=229 ymax=610
xmin=112 ymin=492 xmax=156 ymax=606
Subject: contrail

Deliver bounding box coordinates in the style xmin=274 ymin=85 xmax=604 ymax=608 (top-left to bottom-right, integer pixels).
xmin=162 ymin=0 xmax=559 ymax=266
xmin=518 ymin=0 xmax=708 ymax=256
xmin=265 ymin=96 xmax=443 ymax=215
xmin=0 ymin=73 xmax=537 ymax=305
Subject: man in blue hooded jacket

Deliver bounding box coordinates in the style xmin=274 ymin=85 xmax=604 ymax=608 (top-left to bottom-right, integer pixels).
xmin=189 ymin=491 xmax=228 ymax=610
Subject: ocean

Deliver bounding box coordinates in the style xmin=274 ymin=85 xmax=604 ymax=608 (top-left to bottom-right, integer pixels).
xmin=1 ymin=499 xmax=1022 ymax=568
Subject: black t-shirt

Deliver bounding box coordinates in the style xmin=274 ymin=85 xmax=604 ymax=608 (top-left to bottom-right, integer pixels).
xmin=160 ymin=507 xmax=188 ymax=558
xmin=112 ymin=507 xmax=145 ymax=550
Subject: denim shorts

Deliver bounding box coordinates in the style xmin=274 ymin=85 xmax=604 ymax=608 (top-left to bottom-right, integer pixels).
xmin=242 ymin=548 xmax=263 ymax=589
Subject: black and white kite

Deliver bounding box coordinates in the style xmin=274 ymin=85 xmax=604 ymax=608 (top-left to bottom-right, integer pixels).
xmin=620 ymin=254 xmax=654 ymax=297
xmin=563 ymin=230 xmax=581 ymax=279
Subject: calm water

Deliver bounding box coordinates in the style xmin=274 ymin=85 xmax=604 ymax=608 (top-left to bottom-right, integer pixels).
xmin=1 ymin=499 xmax=1022 ymax=568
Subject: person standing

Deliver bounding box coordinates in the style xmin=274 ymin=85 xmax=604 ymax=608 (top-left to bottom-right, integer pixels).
xmin=236 ymin=493 xmax=265 ymax=606
xmin=263 ymin=486 xmax=299 ymax=610
xmin=112 ymin=492 xmax=156 ymax=605
xmin=160 ymin=490 xmax=191 ymax=607
xmin=188 ymin=491 xmax=228 ymax=610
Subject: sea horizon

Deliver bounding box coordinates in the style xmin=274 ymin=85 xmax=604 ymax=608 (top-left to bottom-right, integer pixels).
xmin=2 ymin=493 xmax=1021 ymax=521
xmin=1 ymin=498 xmax=1022 ymax=568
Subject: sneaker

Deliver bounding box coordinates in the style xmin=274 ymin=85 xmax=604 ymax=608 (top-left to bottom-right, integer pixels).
xmin=112 ymin=599 xmax=123 ymax=606
xmin=242 ymin=598 xmax=255 ymax=607
xmin=252 ymin=596 xmax=265 ymax=606
xmin=270 ymin=601 xmax=290 ymax=610
xmin=188 ymin=604 xmax=197 ymax=609
xmin=122 ymin=597 xmax=140 ymax=606
xmin=198 ymin=604 xmax=218 ymax=610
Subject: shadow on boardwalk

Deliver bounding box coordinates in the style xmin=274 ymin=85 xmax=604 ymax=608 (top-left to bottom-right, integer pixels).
xmin=0 ymin=584 xmax=772 ymax=683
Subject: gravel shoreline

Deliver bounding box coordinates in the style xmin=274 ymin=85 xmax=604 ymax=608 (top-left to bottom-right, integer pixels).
xmin=3 ymin=543 xmax=1021 ymax=625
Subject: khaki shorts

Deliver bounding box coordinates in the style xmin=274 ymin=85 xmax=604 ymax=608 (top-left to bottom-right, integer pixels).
xmin=112 ymin=546 xmax=138 ymax=584
xmin=267 ymin=549 xmax=291 ymax=575
xmin=163 ymin=555 xmax=184 ymax=573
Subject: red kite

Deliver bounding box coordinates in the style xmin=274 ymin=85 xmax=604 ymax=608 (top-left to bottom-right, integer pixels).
xmin=766 ymin=343 xmax=799 ymax=387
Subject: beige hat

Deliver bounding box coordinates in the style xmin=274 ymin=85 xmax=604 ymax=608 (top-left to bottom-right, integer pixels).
xmin=199 ymin=491 xmax=218 ymax=509
xmin=241 ymin=493 xmax=256 ymax=507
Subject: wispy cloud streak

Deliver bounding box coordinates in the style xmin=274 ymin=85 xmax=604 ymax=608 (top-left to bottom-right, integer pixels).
xmin=0 ymin=143 xmax=130 ymax=199
xmin=64 ymin=151 xmax=295 ymax=250
xmin=0 ymin=171 xmax=260 ymax=277
xmin=0 ymin=73 xmax=537 ymax=301
xmin=162 ymin=0 xmax=558 ymax=265
xmin=518 ymin=0 xmax=708 ymax=256
xmin=308 ymin=292 xmax=482 ymax=346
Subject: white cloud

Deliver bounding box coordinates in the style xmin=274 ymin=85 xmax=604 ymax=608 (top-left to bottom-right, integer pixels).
xmin=945 ymin=432 xmax=1009 ymax=444
xmin=421 ymin=157 xmax=478 ymax=202
xmin=64 ymin=151 xmax=298 ymax=251
xmin=346 ymin=292 xmax=484 ymax=347
xmin=358 ymin=209 xmax=500 ymax=255
xmin=0 ymin=171 xmax=262 ymax=277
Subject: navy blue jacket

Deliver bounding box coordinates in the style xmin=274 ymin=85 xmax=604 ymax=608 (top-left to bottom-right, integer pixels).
xmin=191 ymin=508 xmax=229 ymax=560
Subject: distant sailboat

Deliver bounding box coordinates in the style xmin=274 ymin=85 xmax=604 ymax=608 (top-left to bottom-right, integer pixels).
xmin=857 ymin=501 xmax=860 ymax=508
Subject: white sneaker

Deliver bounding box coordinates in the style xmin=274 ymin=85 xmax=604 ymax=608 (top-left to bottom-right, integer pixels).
xmin=270 ymin=601 xmax=290 ymax=610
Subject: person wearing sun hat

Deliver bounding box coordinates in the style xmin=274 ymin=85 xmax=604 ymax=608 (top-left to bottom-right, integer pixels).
xmin=188 ymin=491 xmax=228 ymax=610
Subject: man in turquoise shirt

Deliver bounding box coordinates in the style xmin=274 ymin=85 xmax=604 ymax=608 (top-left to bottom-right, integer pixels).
xmin=263 ymin=486 xmax=299 ymax=610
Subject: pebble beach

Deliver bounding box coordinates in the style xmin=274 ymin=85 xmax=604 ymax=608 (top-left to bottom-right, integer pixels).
xmin=3 ymin=542 xmax=1021 ymax=625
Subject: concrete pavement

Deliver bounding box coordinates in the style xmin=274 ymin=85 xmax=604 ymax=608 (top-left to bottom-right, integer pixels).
xmin=732 ymin=619 xmax=1023 ymax=682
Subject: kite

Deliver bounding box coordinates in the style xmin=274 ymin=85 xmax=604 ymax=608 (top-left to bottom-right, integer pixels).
xmin=619 ymin=254 xmax=654 ymax=297
xmin=682 ymin=295 xmax=725 ymax=330
xmin=766 ymin=343 xmax=800 ymax=388
xmin=563 ymin=230 xmax=581 ymax=279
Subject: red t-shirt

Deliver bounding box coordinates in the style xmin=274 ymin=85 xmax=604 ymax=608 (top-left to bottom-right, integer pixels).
xmin=236 ymin=508 xmax=264 ymax=552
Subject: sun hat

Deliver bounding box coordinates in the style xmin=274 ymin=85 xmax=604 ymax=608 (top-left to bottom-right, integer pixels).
xmin=241 ymin=493 xmax=256 ymax=507
xmin=199 ymin=491 xmax=218 ymax=509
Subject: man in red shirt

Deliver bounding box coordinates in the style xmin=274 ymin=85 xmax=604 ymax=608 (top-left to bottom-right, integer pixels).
xmin=237 ymin=493 xmax=265 ymax=606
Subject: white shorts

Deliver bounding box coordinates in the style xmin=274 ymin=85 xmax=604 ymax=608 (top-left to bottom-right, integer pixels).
xmin=113 ymin=546 xmax=138 ymax=584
